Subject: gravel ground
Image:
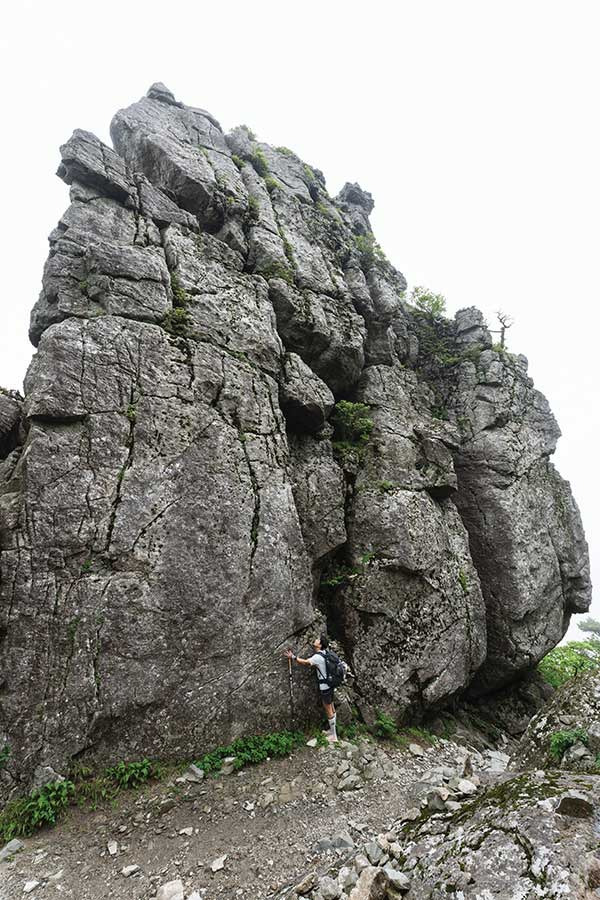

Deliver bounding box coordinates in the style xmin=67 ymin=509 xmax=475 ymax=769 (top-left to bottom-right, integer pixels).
xmin=0 ymin=736 xmax=470 ymax=900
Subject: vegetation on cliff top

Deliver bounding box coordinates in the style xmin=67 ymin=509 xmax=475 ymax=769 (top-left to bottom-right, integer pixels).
xmin=538 ymin=640 xmax=600 ymax=688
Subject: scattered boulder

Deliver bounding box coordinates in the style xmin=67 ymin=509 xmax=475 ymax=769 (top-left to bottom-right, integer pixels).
xmin=182 ymin=764 xmax=205 ymax=784
xmin=156 ymin=880 xmax=185 ymax=900
xmin=0 ymin=838 xmax=24 ymax=863
xmin=121 ymin=864 xmax=139 ymax=877
xmin=210 ymin=854 xmax=227 ymax=873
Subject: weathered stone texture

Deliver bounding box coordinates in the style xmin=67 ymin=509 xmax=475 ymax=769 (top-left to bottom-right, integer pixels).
xmin=447 ymin=349 xmax=591 ymax=693
xmin=398 ymin=772 xmax=600 ymax=898
xmin=0 ymin=84 xmax=591 ymax=794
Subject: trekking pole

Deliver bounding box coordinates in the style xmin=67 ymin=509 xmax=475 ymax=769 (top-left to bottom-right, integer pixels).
xmin=287 ymin=655 xmax=294 ymax=726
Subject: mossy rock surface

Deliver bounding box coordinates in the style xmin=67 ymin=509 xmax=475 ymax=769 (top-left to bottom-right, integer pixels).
xmin=398 ymin=772 xmax=600 ymax=898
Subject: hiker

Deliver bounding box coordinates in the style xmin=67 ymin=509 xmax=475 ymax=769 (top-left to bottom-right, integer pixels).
xmin=285 ymin=633 xmax=338 ymax=742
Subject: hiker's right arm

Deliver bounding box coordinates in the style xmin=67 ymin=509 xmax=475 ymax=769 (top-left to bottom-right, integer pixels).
xmin=284 ymin=649 xmax=313 ymax=666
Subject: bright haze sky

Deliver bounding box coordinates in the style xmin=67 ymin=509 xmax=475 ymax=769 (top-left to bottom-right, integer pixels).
xmin=1 ymin=1 xmax=597 ymax=639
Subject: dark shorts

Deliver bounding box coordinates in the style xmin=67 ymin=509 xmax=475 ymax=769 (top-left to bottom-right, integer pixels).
xmin=319 ymin=688 xmax=334 ymax=705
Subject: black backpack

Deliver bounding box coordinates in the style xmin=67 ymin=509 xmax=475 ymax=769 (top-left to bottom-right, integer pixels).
xmin=319 ymin=649 xmax=346 ymax=688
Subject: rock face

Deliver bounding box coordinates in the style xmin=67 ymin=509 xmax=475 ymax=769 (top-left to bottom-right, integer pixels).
xmin=0 ymin=85 xmax=591 ymax=794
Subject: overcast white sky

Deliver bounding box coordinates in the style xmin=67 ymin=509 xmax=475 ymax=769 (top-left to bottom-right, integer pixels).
xmin=0 ymin=1 xmax=597 ymax=639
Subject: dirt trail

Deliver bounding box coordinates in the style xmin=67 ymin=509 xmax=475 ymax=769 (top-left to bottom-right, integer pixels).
xmin=0 ymin=737 xmax=469 ymax=900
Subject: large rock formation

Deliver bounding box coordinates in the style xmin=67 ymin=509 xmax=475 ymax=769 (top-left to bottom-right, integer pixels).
xmin=0 ymin=84 xmax=591 ymax=795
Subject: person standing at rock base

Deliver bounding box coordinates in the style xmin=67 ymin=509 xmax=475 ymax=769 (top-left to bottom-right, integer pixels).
xmin=285 ymin=634 xmax=338 ymax=742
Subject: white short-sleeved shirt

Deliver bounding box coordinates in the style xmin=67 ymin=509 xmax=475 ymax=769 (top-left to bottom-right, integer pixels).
xmin=308 ymin=653 xmax=329 ymax=691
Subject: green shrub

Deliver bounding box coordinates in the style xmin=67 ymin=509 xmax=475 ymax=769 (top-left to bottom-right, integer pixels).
xmin=337 ymin=721 xmax=367 ymax=742
xmin=549 ymin=728 xmax=588 ymax=761
xmin=247 ymin=194 xmax=260 ymax=223
xmin=125 ymin=403 xmax=137 ymax=424
xmin=170 ymin=272 xmax=188 ymax=308
xmin=374 ymin=711 xmax=398 ymax=740
xmin=410 ymin=286 xmax=446 ymax=318
xmin=538 ymin=641 xmax=600 ymax=688
xmin=105 ymin=759 xmax=153 ymax=790
xmin=240 ymin=125 xmax=256 ymax=140
xmin=259 ymin=261 xmax=295 ymax=285
xmin=458 ymin=569 xmax=469 ymax=595
xmin=250 ymin=148 xmax=269 ymax=177
xmin=0 ymin=780 xmax=75 ymax=841
xmin=71 ymin=758 xmax=165 ymax=812
xmin=281 ymin=236 xmax=295 ymax=264
xmin=354 ymin=233 xmax=387 ymax=269
xmin=331 ymin=401 xmax=373 ymax=448
xmin=195 ymin=730 xmax=305 ymax=774
xmin=308 ymin=729 xmax=329 ymax=748
xmin=264 ymin=175 xmax=281 ymax=194
xmin=276 ymin=146 xmax=296 ymax=158
xmin=161 ymin=307 xmax=192 ymax=338
xmin=303 ymin=164 xmax=317 ymax=185
xmin=320 ymin=563 xmax=361 ymax=589
xmin=231 ymin=154 xmax=244 ymax=170
xmin=404 ymin=726 xmax=437 ymax=746
xmin=73 ymin=774 xmax=117 ymax=810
